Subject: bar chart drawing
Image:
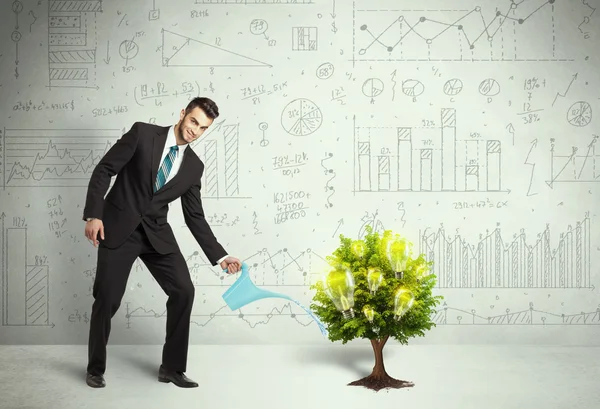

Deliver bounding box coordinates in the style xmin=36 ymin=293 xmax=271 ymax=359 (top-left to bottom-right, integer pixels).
xmin=353 ymin=108 xmax=505 ymax=193
xmin=1 ymin=215 xmax=51 ymax=327
xmin=48 ymin=0 xmax=103 ymax=89
xmin=418 ymin=212 xmax=592 ymax=289
xmin=191 ymin=121 xmax=248 ymax=199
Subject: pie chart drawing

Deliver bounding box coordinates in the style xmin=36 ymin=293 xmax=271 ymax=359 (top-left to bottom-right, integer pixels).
xmin=566 ymin=101 xmax=592 ymax=127
xmin=362 ymin=78 xmax=384 ymax=98
xmin=281 ymin=98 xmax=323 ymax=136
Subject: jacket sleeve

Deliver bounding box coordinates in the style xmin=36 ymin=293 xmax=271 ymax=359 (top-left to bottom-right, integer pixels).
xmin=181 ymin=180 xmax=228 ymax=266
xmin=82 ymin=122 xmax=140 ymax=220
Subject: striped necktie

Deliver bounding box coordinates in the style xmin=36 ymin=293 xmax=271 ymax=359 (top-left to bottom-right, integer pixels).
xmin=154 ymin=145 xmax=178 ymax=192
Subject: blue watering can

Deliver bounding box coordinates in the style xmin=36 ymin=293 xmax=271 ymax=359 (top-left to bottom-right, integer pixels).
xmin=222 ymin=262 xmax=328 ymax=337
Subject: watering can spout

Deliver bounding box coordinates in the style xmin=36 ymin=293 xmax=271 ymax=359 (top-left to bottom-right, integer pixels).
xmin=221 ymin=261 xmax=329 ymax=337
xmin=222 ymin=262 xmax=292 ymax=310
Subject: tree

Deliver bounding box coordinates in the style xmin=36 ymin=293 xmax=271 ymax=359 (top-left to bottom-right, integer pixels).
xmin=309 ymin=226 xmax=443 ymax=392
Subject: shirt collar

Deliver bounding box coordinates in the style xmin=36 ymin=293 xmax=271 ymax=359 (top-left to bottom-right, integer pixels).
xmin=167 ymin=125 xmax=178 ymax=149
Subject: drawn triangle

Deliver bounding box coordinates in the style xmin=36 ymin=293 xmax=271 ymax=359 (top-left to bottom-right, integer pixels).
xmin=161 ymin=29 xmax=271 ymax=67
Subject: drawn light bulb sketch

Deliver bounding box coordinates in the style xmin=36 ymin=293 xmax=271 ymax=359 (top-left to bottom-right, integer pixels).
xmin=281 ymin=98 xmax=323 ymax=136
xmin=567 ymin=101 xmax=592 ymax=127
xmin=443 ymin=78 xmax=463 ymax=96
xmin=362 ymin=78 xmax=384 ymax=103
xmin=250 ymin=19 xmax=276 ymax=46
xmin=258 ymin=122 xmax=269 ymax=147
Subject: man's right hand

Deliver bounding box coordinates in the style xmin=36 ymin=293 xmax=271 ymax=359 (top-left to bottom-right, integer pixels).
xmin=84 ymin=219 xmax=105 ymax=247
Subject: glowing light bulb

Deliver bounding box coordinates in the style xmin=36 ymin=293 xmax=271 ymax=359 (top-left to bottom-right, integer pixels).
xmin=415 ymin=264 xmax=429 ymax=281
xmin=362 ymin=305 xmax=375 ymax=322
xmin=366 ymin=267 xmax=383 ymax=294
xmin=322 ymin=265 xmax=356 ymax=319
xmin=386 ymin=236 xmax=409 ymax=279
xmin=351 ymin=240 xmax=366 ymax=258
xmin=393 ymin=287 xmax=414 ymax=320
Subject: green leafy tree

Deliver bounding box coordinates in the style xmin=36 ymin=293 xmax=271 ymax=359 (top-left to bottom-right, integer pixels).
xmin=309 ymin=226 xmax=443 ymax=391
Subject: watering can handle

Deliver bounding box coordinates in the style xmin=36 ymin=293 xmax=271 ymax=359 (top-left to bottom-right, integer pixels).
xmin=222 ymin=261 xmax=248 ymax=274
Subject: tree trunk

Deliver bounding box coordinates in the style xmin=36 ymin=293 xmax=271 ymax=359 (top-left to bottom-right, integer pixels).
xmin=347 ymin=335 xmax=415 ymax=391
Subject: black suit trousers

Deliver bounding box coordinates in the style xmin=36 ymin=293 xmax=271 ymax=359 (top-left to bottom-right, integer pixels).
xmin=87 ymin=222 xmax=195 ymax=376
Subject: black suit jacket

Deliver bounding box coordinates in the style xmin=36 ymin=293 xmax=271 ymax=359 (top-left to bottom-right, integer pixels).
xmin=82 ymin=122 xmax=227 ymax=266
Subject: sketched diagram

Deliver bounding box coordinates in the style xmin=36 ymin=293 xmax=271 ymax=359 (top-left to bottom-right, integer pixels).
xmin=280 ymin=99 xmax=323 ymax=136
xmin=1 ymin=214 xmax=52 ymax=327
xmin=190 ymin=120 xmax=247 ymax=199
xmin=2 ymin=128 xmax=121 ymax=188
xmin=161 ymin=29 xmax=271 ymax=67
xmin=47 ymin=0 xmax=103 ymax=89
xmin=352 ymin=0 xmax=590 ymax=62
xmin=353 ymin=108 xmax=505 ymax=193
xmin=419 ymin=212 xmax=592 ymax=289
xmin=546 ymin=135 xmax=600 ymax=187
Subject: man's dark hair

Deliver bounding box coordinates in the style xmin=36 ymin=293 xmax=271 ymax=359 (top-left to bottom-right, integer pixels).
xmin=185 ymin=97 xmax=219 ymax=119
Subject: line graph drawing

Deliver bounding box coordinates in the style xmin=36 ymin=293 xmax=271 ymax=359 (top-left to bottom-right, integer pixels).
xmin=47 ymin=0 xmax=103 ymax=89
xmin=353 ymin=108 xmax=505 ymax=193
xmin=124 ymin=300 xmax=600 ymax=329
xmin=161 ymin=29 xmax=272 ymax=67
xmin=419 ymin=213 xmax=592 ymax=289
xmin=124 ymin=246 xmax=329 ymax=328
xmin=1 ymin=127 xmax=121 ymax=188
xmin=190 ymin=120 xmax=248 ymax=199
xmin=1 ymin=214 xmax=52 ymax=327
xmin=546 ymin=135 xmax=600 ymax=187
xmin=433 ymin=302 xmax=600 ymax=325
xmin=352 ymin=0 xmax=589 ymax=63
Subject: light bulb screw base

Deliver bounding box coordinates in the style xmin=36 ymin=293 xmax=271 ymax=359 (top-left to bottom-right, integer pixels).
xmin=395 ymin=271 xmax=404 ymax=279
xmin=341 ymin=309 xmax=354 ymax=319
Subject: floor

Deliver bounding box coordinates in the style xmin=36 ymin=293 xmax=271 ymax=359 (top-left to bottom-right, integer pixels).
xmin=0 ymin=344 xmax=598 ymax=409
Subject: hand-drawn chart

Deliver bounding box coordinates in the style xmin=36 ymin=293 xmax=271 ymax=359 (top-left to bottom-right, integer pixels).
xmin=1 ymin=214 xmax=52 ymax=327
xmin=352 ymin=0 xmax=592 ymax=63
xmin=1 ymin=127 xmax=121 ymax=188
xmin=433 ymin=301 xmax=600 ymax=325
xmin=546 ymin=135 xmax=600 ymax=187
xmin=281 ymin=98 xmax=323 ymax=136
xmin=353 ymin=108 xmax=505 ymax=193
xmin=161 ymin=29 xmax=271 ymax=67
xmin=292 ymin=27 xmax=317 ymax=51
xmin=190 ymin=120 xmax=248 ymax=199
xmin=419 ymin=212 xmax=592 ymax=289
xmin=47 ymin=0 xmax=103 ymax=89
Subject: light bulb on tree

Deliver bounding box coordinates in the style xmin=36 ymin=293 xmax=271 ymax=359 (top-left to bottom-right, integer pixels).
xmin=366 ymin=267 xmax=383 ymax=295
xmin=351 ymin=240 xmax=366 ymax=258
xmin=362 ymin=305 xmax=375 ymax=322
xmin=362 ymin=305 xmax=379 ymax=334
xmin=393 ymin=287 xmax=414 ymax=321
xmin=415 ymin=264 xmax=429 ymax=282
xmin=322 ymin=264 xmax=356 ymax=319
xmin=386 ymin=235 xmax=409 ymax=279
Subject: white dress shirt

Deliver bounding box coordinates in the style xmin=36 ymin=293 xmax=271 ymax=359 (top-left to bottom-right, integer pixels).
xmin=160 ymin=126 xmax=228 ymax=266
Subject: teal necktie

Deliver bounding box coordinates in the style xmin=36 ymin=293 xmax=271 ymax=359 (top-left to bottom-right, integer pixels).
xmin=154 ymin=145 xmax=178 ymax=192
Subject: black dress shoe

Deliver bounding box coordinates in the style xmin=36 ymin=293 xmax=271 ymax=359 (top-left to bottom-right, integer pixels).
xmin=86 ymin=373 xmax=106 ymax=388
xmin=158 ymin=365 xmax=198 ymax=388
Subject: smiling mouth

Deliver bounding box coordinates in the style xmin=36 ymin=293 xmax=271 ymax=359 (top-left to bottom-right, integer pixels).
xmin=187 ymin=130 xmax=195 ymax=138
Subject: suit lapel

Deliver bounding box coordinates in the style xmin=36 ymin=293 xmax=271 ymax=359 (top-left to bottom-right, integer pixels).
xmin=151 ymin=126 xmax=169 ymax=190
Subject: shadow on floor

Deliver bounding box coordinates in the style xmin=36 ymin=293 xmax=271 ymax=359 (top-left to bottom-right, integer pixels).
xmin=295 ymin=346 xmax=394 ymax=378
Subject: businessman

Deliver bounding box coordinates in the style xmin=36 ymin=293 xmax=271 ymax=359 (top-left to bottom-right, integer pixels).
xmin=82 ymin=97 xmax=241 ymax=388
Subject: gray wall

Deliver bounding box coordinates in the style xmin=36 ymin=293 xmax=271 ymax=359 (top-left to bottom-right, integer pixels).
xmin=0 ymin=0 xmax=599 ymax=345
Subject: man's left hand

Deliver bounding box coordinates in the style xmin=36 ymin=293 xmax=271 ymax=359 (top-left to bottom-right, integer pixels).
xmin=220 ymin=256 xmax=242 ymax=274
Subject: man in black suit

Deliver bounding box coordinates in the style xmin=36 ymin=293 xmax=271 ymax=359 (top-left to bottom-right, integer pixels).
xmin=82 ymin=97 xmax=241 ymax=388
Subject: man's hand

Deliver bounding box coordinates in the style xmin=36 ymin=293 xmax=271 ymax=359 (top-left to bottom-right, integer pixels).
xmin=220 ymin=256 xmax=242 ymax=274
xmin=84 ymin=219 xmax=104 ymax=247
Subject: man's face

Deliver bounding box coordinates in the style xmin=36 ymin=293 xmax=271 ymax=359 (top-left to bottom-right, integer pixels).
xmin=177 ymin=107 xmax=213 ymax=144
